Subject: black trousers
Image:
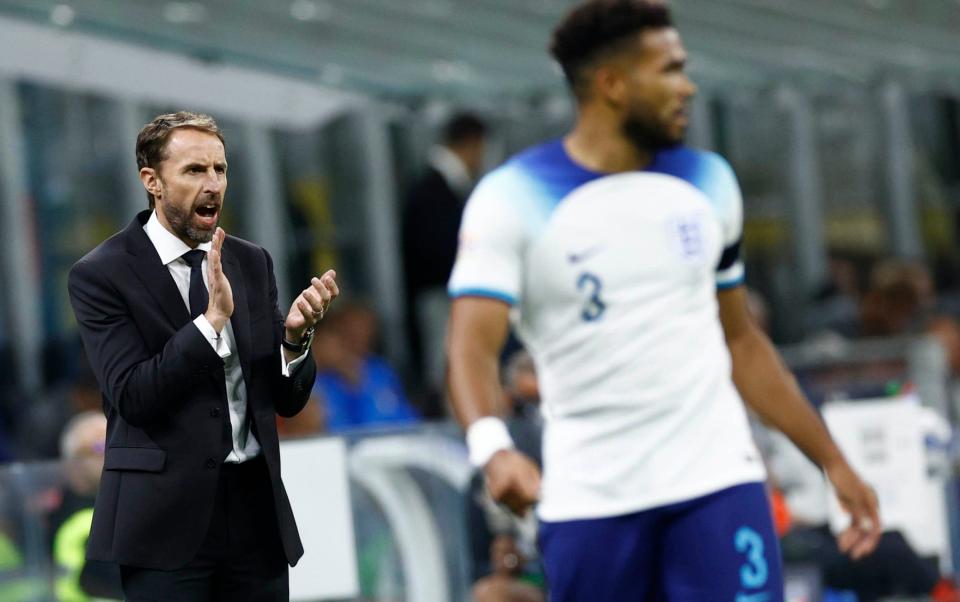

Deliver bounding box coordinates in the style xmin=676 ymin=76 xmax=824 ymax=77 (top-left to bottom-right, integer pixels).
xmin=120 ymin=455 xmax=288 ymax=601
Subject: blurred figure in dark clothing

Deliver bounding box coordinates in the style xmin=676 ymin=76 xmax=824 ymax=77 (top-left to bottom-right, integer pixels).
xmin=804 ymin=256 xmax=946 ymax=341
xmin=782 ymin=527 xmax=950 ymax=602
xmin=0 ymin=330 xmax=18 ymax=462
xmin=401 ymin=113 xmax=488 ymax=416
xmin=13 ymin=352 xmax=102 ymax=460
xmin=0 ymin=417 xmax=11 ymax=463
xmin=805 ymin=252 xmax=866 ymax=338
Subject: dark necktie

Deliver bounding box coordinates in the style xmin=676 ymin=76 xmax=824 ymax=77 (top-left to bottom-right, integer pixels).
xmin=181 ymin=250 xmax=208 ymax=319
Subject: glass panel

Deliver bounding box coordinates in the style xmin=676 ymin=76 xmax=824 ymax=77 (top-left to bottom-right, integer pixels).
xmin=18 ymin=84 xmax=128 ymax=386
xmin=814 ymin=92 xmax=887 ymax=256
xmin=274 ymin=116 xmax=367 ymax=303
xmin=0 ymin=253 xmax=14 ymax=436
xmin=719 ymin=93 xmax=795 ymax=340
xmin=211 ymin=118 xmax=251 ymax=240
xmin=723 ymin=93 xmax=793 ymax=260
xmin=910 ymin=94 xmax=960 ymax=292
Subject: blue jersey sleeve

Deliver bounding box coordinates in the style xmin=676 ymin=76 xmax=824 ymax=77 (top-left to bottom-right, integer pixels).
xmin=696 ymin=153 xmax=745 ymax=289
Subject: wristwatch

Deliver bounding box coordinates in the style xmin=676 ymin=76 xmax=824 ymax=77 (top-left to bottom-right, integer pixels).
xmin=282 ymin=325 xmax=315 ymax=353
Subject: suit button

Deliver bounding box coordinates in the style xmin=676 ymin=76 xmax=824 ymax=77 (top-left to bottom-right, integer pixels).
xmin=205 ymin=458 xmax=217 ymax=469
xmin=210 ymin=407 xmax=221 ymax=417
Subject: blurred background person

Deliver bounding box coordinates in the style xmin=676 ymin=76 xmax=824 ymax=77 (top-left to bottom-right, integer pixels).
xmin=804 ymin=251 xmax=868 ymax=339
xmin=401 ymin=112 xmax=488 ymax=418
xmin=49 ymin=411 xmax=121 ymax=602
xmin=311 ymin=301 xmax=420 ymax=433
xmin=859 ymin=258 xmax=936 ymax=338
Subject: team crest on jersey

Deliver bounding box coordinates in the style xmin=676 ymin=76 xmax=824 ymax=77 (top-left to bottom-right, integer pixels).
xmin=668 ymin=215 xmax=705 ymax=263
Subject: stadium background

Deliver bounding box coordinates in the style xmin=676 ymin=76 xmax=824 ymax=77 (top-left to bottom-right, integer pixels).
xmin=0 ymin=0 xmax=959 ymax=600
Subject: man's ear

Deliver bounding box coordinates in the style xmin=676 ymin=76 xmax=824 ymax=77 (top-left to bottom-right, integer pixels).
xmin=139 ymin=167 xmax=162 ymax=199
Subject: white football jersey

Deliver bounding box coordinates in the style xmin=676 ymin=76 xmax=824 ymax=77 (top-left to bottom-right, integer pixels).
xmin=449 ymin=141 xmax=765 ymax=521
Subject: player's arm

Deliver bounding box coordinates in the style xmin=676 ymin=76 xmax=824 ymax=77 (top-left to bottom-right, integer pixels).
xmin=718 ymin=285 xmax=881 ymax=559
xmin=447 ymin=297 xmax=541 ymax=514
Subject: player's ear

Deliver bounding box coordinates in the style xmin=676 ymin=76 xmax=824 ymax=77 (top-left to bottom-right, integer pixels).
xmin=594 ymin=64 xmax=627 ymax=106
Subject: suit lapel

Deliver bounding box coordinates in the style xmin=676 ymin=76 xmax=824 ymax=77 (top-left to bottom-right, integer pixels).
xmin=221 ymin=243 xmax=252 ymax=392
xmin=124 ymin=211 xmax=191 ymax=329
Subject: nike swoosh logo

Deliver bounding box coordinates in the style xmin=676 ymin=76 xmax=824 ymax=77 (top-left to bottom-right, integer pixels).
xmin=736 ymin=592 xmax=771 ymax=602
xmin=567 ymin=245 xmax=603 ymax=263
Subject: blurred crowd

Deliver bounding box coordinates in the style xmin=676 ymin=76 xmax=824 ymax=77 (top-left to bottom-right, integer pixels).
xmin=806 ymin=253 xmax=960 ymax=352
xmin=4 ymin=113 xmax=959 ymax=459
xmin=1 ymin=111 xmax=960 ymax=600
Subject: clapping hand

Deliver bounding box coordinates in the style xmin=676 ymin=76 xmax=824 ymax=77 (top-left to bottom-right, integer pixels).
xmin=285 ymin=270 xmax=339 ymax=342
xmin=204 ymin=227 xmax=233 ymax=332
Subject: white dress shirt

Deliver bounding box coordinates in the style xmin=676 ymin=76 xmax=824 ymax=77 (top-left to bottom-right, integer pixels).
xmin=428 ymin=145 xmax=473 ymax=198
xmin=143 ymin=211 xmax=308 ymax=463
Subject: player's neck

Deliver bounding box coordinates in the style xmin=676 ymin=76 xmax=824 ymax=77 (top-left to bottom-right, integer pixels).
xmin=565 ymin=116 xmax=653 ymax=174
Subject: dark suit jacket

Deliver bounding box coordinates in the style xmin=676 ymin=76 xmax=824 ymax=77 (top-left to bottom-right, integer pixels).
xmin=401 ymin=166 xmax=465 ymax=295
xmin=67 ymin=210 xmax=315 ymax=571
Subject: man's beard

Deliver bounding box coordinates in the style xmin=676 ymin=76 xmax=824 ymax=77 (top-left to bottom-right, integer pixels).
xmin=622 ymin=110 xmax=683 ymax=154
xmin=161 ymin=200 xmax=217 ymax=244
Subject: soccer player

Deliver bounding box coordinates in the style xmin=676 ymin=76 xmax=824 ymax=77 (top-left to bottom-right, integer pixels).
xmin=445 ymin=1 xmax=881 ymax=600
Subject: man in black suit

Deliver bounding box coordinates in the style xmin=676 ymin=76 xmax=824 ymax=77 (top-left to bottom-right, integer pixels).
xmin=401 ymin=113 xmax=487 ymax=412
xmin=67 ymin=111 xmax=339 ymax=601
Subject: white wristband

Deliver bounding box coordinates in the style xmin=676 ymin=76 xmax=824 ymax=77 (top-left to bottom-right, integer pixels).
xmin=466 ymin=416 xmax=515 ymax=468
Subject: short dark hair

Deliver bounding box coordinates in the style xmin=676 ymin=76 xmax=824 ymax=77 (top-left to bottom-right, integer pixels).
xmin=442 ymin=112 xmax=487 ymax=146
xmin=550 ymin=0 xmax=673 ymax=97
xmin=136 ymin=111 xmax=225 ymax=208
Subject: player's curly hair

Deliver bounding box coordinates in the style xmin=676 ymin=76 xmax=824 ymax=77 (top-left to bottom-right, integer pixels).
xmin=550 ymin=0 xmax=673 ymax=97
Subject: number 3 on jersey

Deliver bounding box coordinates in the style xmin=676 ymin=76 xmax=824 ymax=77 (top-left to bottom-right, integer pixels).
xmin=577 ymin=272 xmax=606 ymax=321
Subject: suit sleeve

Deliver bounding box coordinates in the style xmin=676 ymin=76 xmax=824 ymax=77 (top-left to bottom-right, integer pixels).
xmin=263 ymin=248 xmax=315 ymax=418
xmin=68 ymin=257 xmax=224 ymax=428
